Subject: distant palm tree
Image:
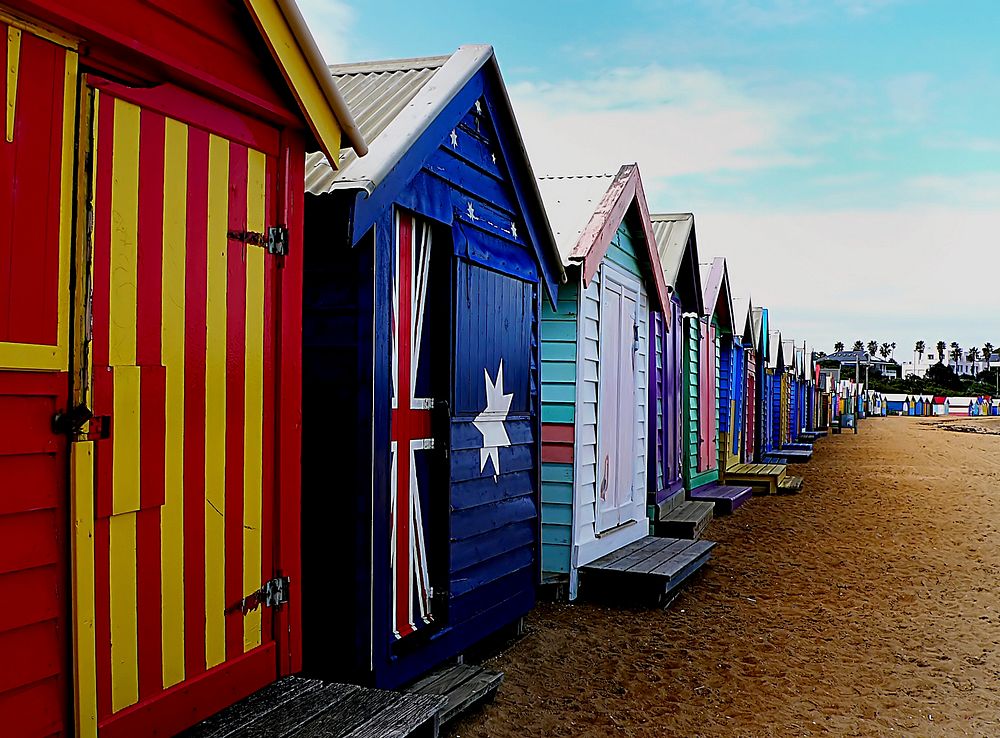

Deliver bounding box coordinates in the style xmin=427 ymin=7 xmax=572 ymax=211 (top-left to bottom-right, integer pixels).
xmin=936 ymin=340 xmax=946 ymax=362
xmin=890 ymin=341 xmax=897 ymax=360
xmin=834 ymin=341 xmax=845 ymax=353
xmin=879 ymin=342 xmax=891 ymax=359
xmin=950 ymin=345 xmax=963 ymax=369
xmin=915 ymin=340 xmax=925 ymax=362
xmin=853 ymin=340 xmax=864 ymax=352
xmin=867 ymin=340 xmax=878 ymax=356
xmin=983 ymin=343 xmax=994 ymax=372
xmin=967 ymin=347 xmax=979 ymax=373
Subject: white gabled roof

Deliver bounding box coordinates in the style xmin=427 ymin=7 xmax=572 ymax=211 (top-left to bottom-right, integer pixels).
xmin=536 ymin=174 xmax=617 ymax=265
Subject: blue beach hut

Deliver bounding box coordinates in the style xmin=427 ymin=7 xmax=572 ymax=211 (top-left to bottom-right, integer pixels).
xmin=301 ymin=46 xmax=564 ymax=688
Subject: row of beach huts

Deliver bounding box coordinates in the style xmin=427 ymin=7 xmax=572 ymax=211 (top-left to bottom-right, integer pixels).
xmin=874 ymin=393 xmax=999 ymax=416
xmin=0 ymin=2 xmax=859 ymax=735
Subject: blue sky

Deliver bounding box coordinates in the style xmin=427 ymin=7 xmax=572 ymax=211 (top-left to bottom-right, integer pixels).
xmin=301 ymin=0 xmax=1000 ymax=359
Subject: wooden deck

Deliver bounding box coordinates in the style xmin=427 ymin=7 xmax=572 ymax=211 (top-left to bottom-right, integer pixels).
xmin=652 ymin=499 xmax=714 ymax=539
xmin=688 ymin=483 xmax=754 ymax=515
xmin=722 ymin=462 xmax=786 ymax=494
xmin=405 ymin=664 xmax=503 ymax=728
xmin=578 ymin=536 xmax=716 ymax=602
xmin=183 ymin=676 xmax=444 ymax=738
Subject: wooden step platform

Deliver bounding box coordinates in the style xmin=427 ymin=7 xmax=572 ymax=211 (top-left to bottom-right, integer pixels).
xmin=579 ymin=536 xmax=716 ymax=602
xmin=405 ymin=664 xmax=503 ymax=728
xmin=765 ymin=447 xmax=812 ymax=463
xmin=652 ymin=499 xmax=714 ymax=539
xmin=799 ymin=430 xmax=826 ymax=441
xmin=778 ymin=475 xmax=804 ymax=494
xmin=722 ymin=462 xmax=786 ymax=494
xmin=184 ymin=676 xmax=445 ymax=738
xmin=784 ymin=442 xmax=814 ymax=451
xmin=688 ymin=483 xmax=753 ymax=515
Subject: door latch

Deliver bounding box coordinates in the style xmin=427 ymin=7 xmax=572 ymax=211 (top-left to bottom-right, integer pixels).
xmin=226 ymin=576 xmax=290 ymax=616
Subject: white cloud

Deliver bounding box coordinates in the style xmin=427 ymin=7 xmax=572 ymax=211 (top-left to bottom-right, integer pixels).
xmin=297 ymin=0 xmax=356 ymax=64
xmin=509 ymin=65 xmax=810 ymax=181
xmin=698 ymin=207 xmax=1000 ymax=352
xmin=906 ymin=173 xmax=1000 ymax=207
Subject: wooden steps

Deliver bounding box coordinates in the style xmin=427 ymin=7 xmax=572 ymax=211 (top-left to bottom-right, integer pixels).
xmin=778 ymin=475 xmax=804 ymax=494
xmin=765 ymin=447 xmax=812 ymax=463
xmin=652 ymin=499 xmax=714 ymax=539
xmin=579 ymin=536 xmax=716 ymax=603
xmin=722 ymin=462 xmax=786 ymax=495
xmin=688 ymin=483 xmax=753 ymax=515
xmin=405 ymin=664 xmax=503 ymax=728
xmin=799 ymin=430 xmax=826 ymax=441
xmin=183 ymin=676 xmax=444 ymax=738
xmin=784 ymin=442 xmax=814 ymax=451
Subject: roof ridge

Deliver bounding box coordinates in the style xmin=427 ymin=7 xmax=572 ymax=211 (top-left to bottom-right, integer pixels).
xmin=329 ymin=54 xmax=453 ymax=76
xmin=537 ymin=173 xmax=616 ymax=180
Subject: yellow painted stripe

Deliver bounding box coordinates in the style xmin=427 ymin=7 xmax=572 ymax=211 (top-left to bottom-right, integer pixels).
xmin=56 ymin=50 xmax=77 ymax=367
xmin=204 ymin=134 xmax=229 ymax=669
xmin=108 ymin=99 xmax=139 ymax=367
xmin=71 ymin=442 xmax=98 ymax=738
xmin=243 ymin=148 xmax=265 ymax=652
xmin=109 ymin=512 xmax=138 ymax=712
xmin=160 ymin=117 xmax=188 ymax=688
xmin=112 ymin=367 xmax=141 ymax=515
xmin=0 ymin=340 xmax=63 ymax=370
xmin=6 ymin=26 xmax=19 ymax=143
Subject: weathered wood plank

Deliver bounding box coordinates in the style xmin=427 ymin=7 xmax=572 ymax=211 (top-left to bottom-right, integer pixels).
xmin=627 ymin=538 xmax=692 ymax=574
xmin=584 ymin=535 xmax=661 ymax=568
xmin=342 ymin=693 xmax=444 ymax=738
xmin=243 ymin=684 xmax=361 ymax=738
xmin=651 ymin=540 xmax=716 ymax=578
xmin=183 ymin=677 xmax=326 ymax=738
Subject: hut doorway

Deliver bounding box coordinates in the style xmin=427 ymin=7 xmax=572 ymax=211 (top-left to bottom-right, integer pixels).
xmin=596 ymin=270 xmax=640 ymax=533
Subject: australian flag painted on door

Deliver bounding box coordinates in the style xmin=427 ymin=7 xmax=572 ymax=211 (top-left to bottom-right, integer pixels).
xmin=301 ymin=46 xmax=562 ymax=689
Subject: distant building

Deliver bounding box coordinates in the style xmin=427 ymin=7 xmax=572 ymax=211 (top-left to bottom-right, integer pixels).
xmin=901 ymin=351 xmax=1000 ymax=378
xmin=821 ymin=351 xmax=900 ymax=379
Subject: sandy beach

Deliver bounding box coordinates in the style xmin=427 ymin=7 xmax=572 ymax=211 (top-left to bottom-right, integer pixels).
xmin=448 ymin=417 xmax=1000 ymax=737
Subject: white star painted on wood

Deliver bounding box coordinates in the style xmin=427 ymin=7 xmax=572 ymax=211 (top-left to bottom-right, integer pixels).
xmin=490 ymin=152 xmax=496 ymax=165
xmin=473 ymin=360 xmax=513 ymax=480
xmin=510 ymin=222 xmax=518 ymax=239
xmin=449 ymin=129 xmax=458 ymax=148
xmin=475 ymin=100 xmax=482 ymax=114
xmin=466 ymin=201 xmax=476 ymax=220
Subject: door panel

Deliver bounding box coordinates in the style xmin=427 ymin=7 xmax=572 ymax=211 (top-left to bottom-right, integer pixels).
xmin=597 ymin=281 xmax=622 ymax=531
xmin=615 ymin=292 xmax=636 ymax=516
xmin=388 ymin=210 xmax=443 ymax=643
xmin=0 ymin=19 xmax=75 ymax=737
xmin=81 ymin=84 xmax=280 ymax=732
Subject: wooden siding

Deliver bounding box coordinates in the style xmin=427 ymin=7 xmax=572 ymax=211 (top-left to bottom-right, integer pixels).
xmin=540 ymin=280 xmax=579 ymax=577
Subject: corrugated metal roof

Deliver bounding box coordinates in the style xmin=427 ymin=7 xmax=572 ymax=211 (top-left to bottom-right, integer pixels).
xmin=536 ymin=174 xmax=616 ymax=265
xmin=649 ymin=213 xmax=693 ymax=288
xmin=304 ymin=45 xmax=494 ymax=196
xmin=305 ymin=55 xmax=448 ymax=194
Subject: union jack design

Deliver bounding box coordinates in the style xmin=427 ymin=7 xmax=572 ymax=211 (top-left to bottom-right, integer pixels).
xmin=389 ymin=210 xmax=435 ymax=640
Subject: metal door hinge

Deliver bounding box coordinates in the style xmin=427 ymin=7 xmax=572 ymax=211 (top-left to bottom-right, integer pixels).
xmin=226 ymin=576 xmax=290 ymax=616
